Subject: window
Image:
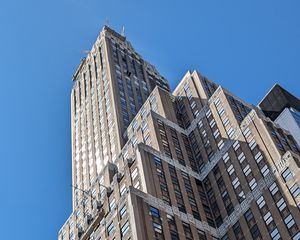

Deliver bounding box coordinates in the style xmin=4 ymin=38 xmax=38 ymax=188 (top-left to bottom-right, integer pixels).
xmin=243 ymin=127 xmax=251 ymax=138
xmin=107 ymin=221 xmax=114 ymax=236
xmin=213 ymin=129 xmax=220 ymax=139
xmin=261 ymin=165 xmax=270 ymax=177
xmin=248 ymin=139 xmax=257 ymax=150
xmin=244 ymin=209 xmax=254 ymax=222
xmin=131 ymin=167 xmax=138 ymax=180
xmin=223 ymin=117 xmax=229 ymax=126
xmin=170 ymin=231 xmax=179 ymax=240
xmin=190 ymin=101 xmax=196 ymax=109
xmin=209 ymin=119 xmax=216 ymax=128
xmin=282 ymin=168 xmax=293 ymax=182
xmin=227 ymin=127 xmax=239 ymax=138
xmin=132 ymin=120 xmax=138 ymax=131
xmin=289 ymin=183 xmax=300 ymax=198
xmin=233 ymin=140 xmax=240 ymax=150
xmin=263 ymin=211 xmax=273 ymax=225
xmin=232 ymin=177 xmax=240 ymax=189
xmin=218 ymin=140 xmax=224 ymax=149
xmin=76 ymin=209 xmax=81 ymax=217
xmin=250 ymin=224 xmax=261 ymax=238
xmin=121 ymin=221 xmax=129 ymax=237
xmin=277 ymin=143 xmax=285 ymax=151
xmin=149 ymin=206 xmax=160 ymax=218
xmin=238 ymin=152 xmax=245 ymax=163
xmin=119 ymin=205 xmax=127 ymax=219
xmin=206 ymin=109 xmax=212 ymax=118
xmin=249 ymin=179 xmax=257 ymax=190
xmin=214 ymin=97 xmax=221 ymax=107
xmin=221 ymin=235 xmax=229 ymax=240
xmin=233 ymin=222 xmax=244 ymax=239
xmin=276 ymin=198 xmax=286 ymax=211
xmin=109 ymin=198 xmax=116 ymax=210
xmin=153 ymin=222 xmax=162 ymax=233
xmin=141 ymin=122 xmax=148 ymax=131
xmin=269 ymin=182 xmax=279 ymax=195
xmin=243 ymin=164 xmax=251 ymax=176
xmin=227 ymin=164 xmax=234 ymax=175
xmin=292 ymin=232 xmax=300 ymax=240
xmin=238 ymin=191 xmax=246 ymax=202
xmin=120 ymin=184 xmax=126 ymax=196
xmin=183 ymin=222 xmax=193 ymax=239
xmin=197 ymin=229 xmax=207 ymax=240
xmin=131 ymin=136 xmax=138 ymax=147
xmin=256 ymin=196 xmax=265 ymax=209
xmin=223 ymin=152 xmax=229 ymax=163
xmin=270 ymin=228 xmax=280 ymax=240
xmin=284 ymin=214 xmax=295 ymax=229
xmin=167 ymin=214 xmax=176 ymax=225
xmin=218 ymin=107 xmax=225 ymax=116
xmin=255 ymin=151 xmax=263 ymax=163
xmin=134 ymin=180 xmax=140 ymax=189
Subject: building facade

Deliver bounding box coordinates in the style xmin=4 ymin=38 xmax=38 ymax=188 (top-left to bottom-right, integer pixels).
xmin=58 ymin=26 xmax=300 ymax=240
xmin=259 ymin=84 xmax=300 ymax=146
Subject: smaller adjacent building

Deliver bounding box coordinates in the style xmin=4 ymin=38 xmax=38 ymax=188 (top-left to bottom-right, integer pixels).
xmin=259 ymin=84 xmax=300 ymax=145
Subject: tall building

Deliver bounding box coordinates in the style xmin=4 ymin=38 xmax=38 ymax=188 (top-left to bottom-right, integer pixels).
xmin=59 ymin=26 xmax=300 ymax=240
xmin=259 ymin=84 xmax=300 ymax=145
xmin=69 ymin=26 xmax=169 ymax=210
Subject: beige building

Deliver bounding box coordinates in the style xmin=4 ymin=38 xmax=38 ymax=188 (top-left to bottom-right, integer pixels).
xmin=58 ymin=26 xmax=300 ymax=240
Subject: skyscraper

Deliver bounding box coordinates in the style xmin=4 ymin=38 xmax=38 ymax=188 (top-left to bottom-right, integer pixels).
xmin=70 ymin=26 xmax=169 ymax=210
xmin=59 ymin=26 xmax=300 ymax=240
xmin=259 ymin=84 xmax=300 ymax=145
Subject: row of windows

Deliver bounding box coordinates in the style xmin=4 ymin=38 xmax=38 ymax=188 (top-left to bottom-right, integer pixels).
xmin=213 ymin=96 xmax=299 ymax=239
xmin=200 ymin=177 xmax=223 ymax=227
xmin=267 ymin=122 xmax=300 ymax=154
xmin=183 ymin=81 xmax=201 ymax=119
xmin=202 ymin=77 xmax=217 ymax=98
xmin=256 ymin=195 xmax=281 ymax=239
xmin=149 ymin=206 xmax=164 ymax=239
xmin=153 ymin=156 xmax=171 ymax=205
xmin=106 ymin=219 xmax=130 ymax=238
xmin=152 ymin=153 xmax=222 ymax=228
xmin=182 ymin=133 xmax=203 ymax=172
xmin=242 ymin=126 xmax=300 ymax=237
xmin=244 ymin=209 xmax=262 ymax=239
xmin=282 ymin=167 xmax=300 ymax=204
xmin=268 ymin=181 xmax=299 ymax=237
xmin=232 ymin=221 xmax=245 ymax=240
xmin=227 ymin=95 xmax=251 ymax=123
xmin=168 ymin=164 xmax=186 ymax=214
xmin=176 ymin=92 xmax=191 ymax=128
xmin=149 ymin=205 xmax=210 ymax=240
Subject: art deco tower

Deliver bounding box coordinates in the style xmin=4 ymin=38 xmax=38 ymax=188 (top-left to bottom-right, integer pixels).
xmin=69 ymin=26 xmax=169 ymax=210
xmin=59 ymin=26 xmax=300 ymax=240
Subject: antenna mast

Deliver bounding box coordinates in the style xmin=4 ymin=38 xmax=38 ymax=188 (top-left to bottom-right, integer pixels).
xmin=121 ymin=26 xmax=125 ymax=37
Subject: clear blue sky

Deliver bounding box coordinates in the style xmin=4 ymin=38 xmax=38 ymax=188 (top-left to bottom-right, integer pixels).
xmin=0 ymin=0 xmax=299 ymax=239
